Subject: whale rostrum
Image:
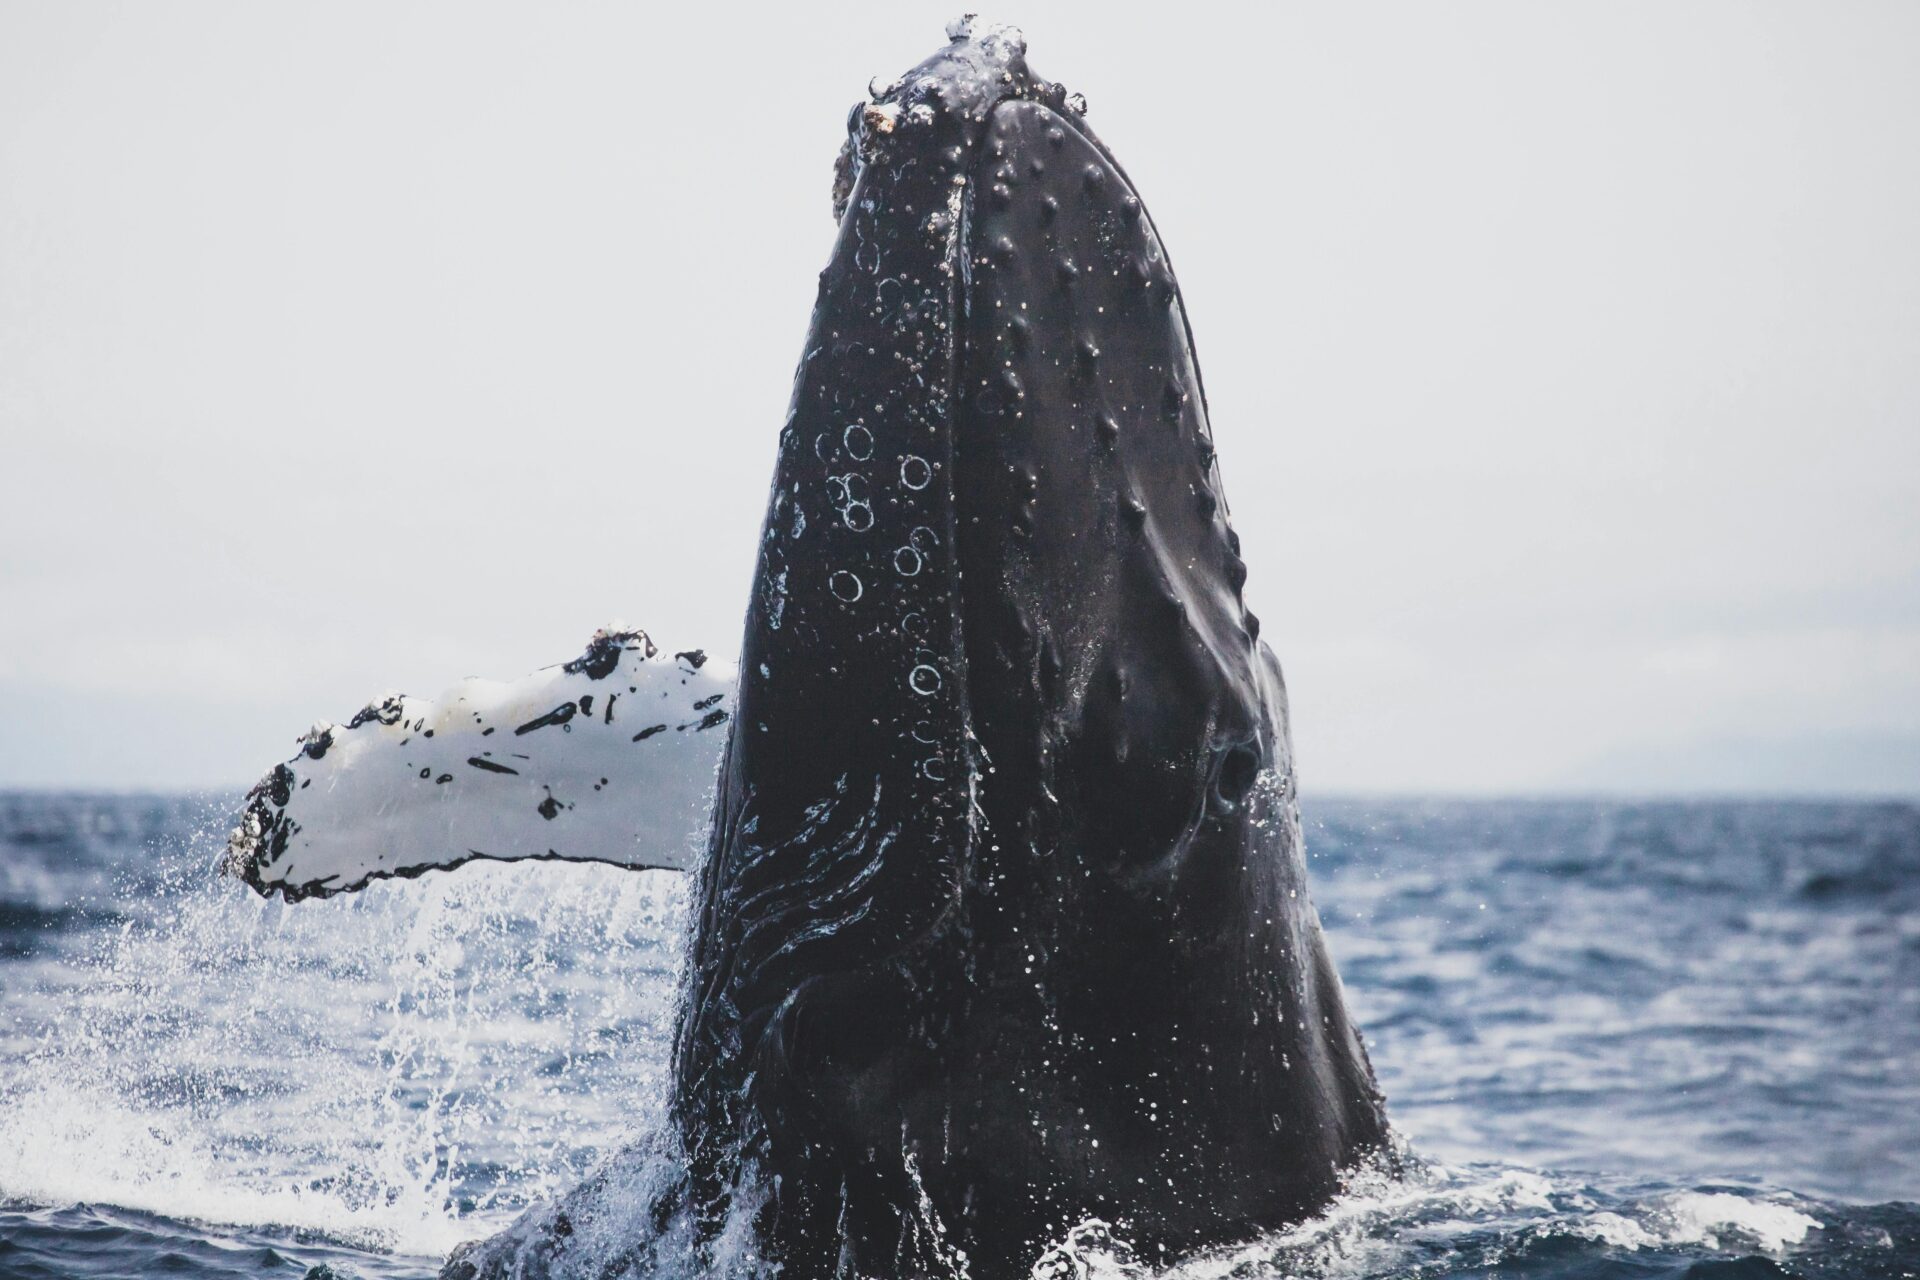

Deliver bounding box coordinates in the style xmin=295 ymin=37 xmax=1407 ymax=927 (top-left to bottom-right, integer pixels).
xmin=229 ymin=19 xmax=1390 ymax=1279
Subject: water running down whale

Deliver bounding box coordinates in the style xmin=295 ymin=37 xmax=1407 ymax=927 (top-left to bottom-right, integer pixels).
xmin=226 ymin=18 xmax=1391 ymax=1278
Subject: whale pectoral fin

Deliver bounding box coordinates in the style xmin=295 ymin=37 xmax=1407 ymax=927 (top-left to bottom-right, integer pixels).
xmin=222 ymin=629 xmax=735 ymax=901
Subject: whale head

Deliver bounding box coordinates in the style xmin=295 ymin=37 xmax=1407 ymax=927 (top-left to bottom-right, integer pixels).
xmin=671 ymin=20 xmax=1389 ymax=1278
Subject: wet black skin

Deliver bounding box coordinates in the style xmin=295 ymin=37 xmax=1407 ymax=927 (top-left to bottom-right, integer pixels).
xmin=673 ymin=25 xmax=1389 ymax=1279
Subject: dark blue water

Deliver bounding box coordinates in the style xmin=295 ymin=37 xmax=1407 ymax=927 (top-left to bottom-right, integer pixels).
xmin=1 ymin=792 xmax=1915 ymax=1278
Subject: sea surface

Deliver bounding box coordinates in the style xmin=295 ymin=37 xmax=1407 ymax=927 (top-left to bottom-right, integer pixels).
xmin=0 ymin=792 xmax=1915 ymax=1279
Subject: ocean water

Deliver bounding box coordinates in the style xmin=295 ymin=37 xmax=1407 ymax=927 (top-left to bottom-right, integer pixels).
xmin=0 ymin=791 xmax=1914 ymax=1279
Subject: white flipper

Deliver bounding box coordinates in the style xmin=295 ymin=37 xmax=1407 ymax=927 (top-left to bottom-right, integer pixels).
xmin=223 ymin=629 xmax=734 ymax=901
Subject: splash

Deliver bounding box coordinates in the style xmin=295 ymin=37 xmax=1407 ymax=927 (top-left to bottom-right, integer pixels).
xmin=0 ymin=806 xmax=686 ymax=1263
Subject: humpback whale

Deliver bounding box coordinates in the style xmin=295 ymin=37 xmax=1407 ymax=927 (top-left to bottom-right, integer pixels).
xmin=227 ymin=18 xmax=1389 ymax=1278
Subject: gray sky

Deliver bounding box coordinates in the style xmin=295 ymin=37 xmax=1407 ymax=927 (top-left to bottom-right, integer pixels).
xmin=2 ymin=2 xmax=1916 ymax=795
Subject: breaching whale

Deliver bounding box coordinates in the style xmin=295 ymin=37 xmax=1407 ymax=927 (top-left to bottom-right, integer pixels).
xmin=226 ymin=18 xmax=1390 ymax=1278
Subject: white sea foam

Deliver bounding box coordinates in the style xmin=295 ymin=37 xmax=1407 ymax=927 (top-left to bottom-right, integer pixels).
xmin=1657 ymin=1191 xmax=1822 ymax=1254
xmin=1133 ymin=1154 xmax=1826 ymax=1280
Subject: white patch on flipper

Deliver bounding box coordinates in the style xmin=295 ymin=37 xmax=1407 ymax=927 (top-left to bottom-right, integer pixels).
xmin=223 ymin=629 xmax=736 ymax=900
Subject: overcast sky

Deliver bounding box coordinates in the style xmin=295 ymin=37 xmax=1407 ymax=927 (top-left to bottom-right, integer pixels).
xmin=2 ymin=2 xmax=1915 ymax=795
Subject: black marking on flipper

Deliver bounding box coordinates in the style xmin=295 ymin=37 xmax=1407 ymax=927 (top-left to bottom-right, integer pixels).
xmin=515 ymin=703 xmax=577 ymax=735
xmin=675 ymin=649 xmax=708 ymax=670
xmin=537 ymin=792 xmax=562 ymax=821
xmin=348 ymin=696 xmax=405 ymax=729
xmin=564 ymin=628 xmax=653 ymax=679
xmin=633 ymin=724 xmax=668 ymax=742
xmin=468 ymin=757 xmax=519 ymax=775
xmin=693 ymin=694 xmax=724 ymax=711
